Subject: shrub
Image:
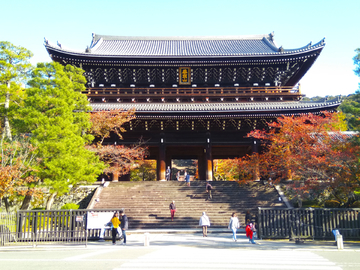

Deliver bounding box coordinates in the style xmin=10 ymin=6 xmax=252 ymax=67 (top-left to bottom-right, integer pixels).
xmin=350 ymin=201 xmax=360 ymax=208
xmin=60 ymin=203 xmax=79 ymax=210
xmin=324 ymin=200 xmax=340 ymax=208
xmin=302 ymin=200 xmax=320 ymax=208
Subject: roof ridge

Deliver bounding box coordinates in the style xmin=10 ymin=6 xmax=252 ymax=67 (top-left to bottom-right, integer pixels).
xmin=92 ymin=33 xmax=273 ymax=42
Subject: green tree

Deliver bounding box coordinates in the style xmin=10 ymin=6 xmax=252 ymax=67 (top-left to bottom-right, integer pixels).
xmin=0 ymin=41 xmax=33 ymax=141
xmin=20 ymin=62 xmax=105 ymax=209
xmin=354 ymin=48 xmax=360 ymax=78
xmin=339 ymin=48 xmax=360 ymax=130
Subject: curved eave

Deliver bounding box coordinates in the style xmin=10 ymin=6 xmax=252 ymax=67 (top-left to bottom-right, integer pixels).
xmin=90 ymin=101 xmax=340 ymax=118
xmin=45 ymin=44 xmax=324 ymax=63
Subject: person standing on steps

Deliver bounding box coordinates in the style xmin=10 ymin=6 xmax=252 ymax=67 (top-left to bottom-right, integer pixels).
xmin=166 ymin=166 xmax=171 ymax=181
xmin=110 ymin=212 xmax=121 ymax=245
xmin=169 ymin=200 xmax=176 ymax=221
xmin=228 ymin=212 xmax=240 ymax=242
xmin=119 ymin=210 xmax=128 ymax=245
xmin=205 ymin=181 xmax=213 ymax=200
xmin=199 ymin=212 xmax=210 ymax=237
xmin=185 ymin=169 xmax=190 ymax=186
xmin=245 ymin=210 xmax=252 ymax=224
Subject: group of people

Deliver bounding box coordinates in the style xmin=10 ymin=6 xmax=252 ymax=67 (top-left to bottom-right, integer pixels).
xmin=110 ymin=210 xmax=128 ymax=245
xmin=166 ymin=166 xmax=191 ymax=186
xmin=170 ymin=201 xmax=257 ymax=243
xmin=228 ymin=211 xmax=257 ymax=244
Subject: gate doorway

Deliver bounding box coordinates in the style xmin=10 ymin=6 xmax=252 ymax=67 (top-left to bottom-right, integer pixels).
xmin=171 ymin=159 xmax=198 ymax=181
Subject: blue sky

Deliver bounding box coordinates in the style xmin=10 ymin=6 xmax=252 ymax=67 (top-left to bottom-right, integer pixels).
xmin=1 ymin=0 xmax=359 ymax=97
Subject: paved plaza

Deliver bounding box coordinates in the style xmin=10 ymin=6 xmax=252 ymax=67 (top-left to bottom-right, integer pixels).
xmin=1 ymin=232 xmax=360 ymax=270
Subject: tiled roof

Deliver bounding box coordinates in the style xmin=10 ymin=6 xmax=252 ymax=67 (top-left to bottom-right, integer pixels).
xmin=45 ymin=33 xmax=325 ymax=58
xmin=90 ymin=101 xmax=340 ymax=115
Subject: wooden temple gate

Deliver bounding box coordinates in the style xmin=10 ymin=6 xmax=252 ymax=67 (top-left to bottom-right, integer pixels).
xmin=44 ymin=33 xmax=340 ymax=182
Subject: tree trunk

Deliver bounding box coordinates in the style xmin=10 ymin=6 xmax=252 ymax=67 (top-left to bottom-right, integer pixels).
xmin=3 ymin=197 xmax=10 ymax=212
xmin=2 ymin=83 xmax=12 ymax=141
xmin=46 ymin=192 xmax=57 ymax=210
xmin=20 ymin=194 xmax=33 ymax=210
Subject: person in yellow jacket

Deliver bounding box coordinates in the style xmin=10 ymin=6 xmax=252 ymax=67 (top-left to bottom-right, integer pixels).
xmin=111 ymin=212 xmax=121 ymax=245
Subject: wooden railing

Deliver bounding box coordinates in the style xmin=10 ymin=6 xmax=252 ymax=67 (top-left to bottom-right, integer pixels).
xmin=84 ymin=86 xmax=301 ymax=98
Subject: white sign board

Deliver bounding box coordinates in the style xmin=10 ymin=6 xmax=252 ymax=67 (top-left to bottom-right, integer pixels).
xmin=87 ymin=212 xmax=114 ymax=229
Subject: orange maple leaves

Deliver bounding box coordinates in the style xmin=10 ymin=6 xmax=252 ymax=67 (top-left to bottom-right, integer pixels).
xmin=89 ymin=109 xmax=147 ymax=178
xmin=0 ymin=139 xmax=40 ymax=199
xmin=236 ymin=112 xmax=360 ymax=198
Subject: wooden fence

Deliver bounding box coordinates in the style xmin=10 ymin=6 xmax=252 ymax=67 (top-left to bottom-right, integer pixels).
xmin=258 ymin=208 xmax=360 ymax=240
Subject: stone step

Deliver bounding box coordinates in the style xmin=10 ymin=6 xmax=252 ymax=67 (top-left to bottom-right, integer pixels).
xmin=90 ymin=181 xmax=284 ymax=229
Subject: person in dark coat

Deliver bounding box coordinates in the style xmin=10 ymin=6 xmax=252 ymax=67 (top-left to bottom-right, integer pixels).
xmin=119 ymin=210 xmax=128 ymax=245
xmin=245 ymin=210 xmax=252 ymax=223
xmin=169 ymin=200 xmax=176 ymax=221
xmin=166 ymin=166 xmax=171 ymax=181
xmin=205 ymin=181 xmax=213 ymax=200
xmin=185 ymin=170 xmax=190 ymax=186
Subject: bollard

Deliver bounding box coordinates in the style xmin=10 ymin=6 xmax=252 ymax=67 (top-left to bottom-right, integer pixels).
xmin=336 ymin=234 xmax=344 ymax=250
xmin=144 ymin=232 xmax=150 ymax=246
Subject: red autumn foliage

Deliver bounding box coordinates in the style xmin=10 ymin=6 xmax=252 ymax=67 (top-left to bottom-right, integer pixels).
xmin=91 ymin=144 xmax=147 ymax=176
xmin=89 ymin=108 xmax=135 ymax=144
xmin=235 ymin=112 xmax=360 ymax=203
xmin=0 ymin=139 xmax=40 ymax=199
xmin=89 ymin=109 xmax=147 ymax=178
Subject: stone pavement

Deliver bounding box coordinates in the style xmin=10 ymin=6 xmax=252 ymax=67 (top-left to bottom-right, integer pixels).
xmin=1 ymin=230 xmax=360 ymax=270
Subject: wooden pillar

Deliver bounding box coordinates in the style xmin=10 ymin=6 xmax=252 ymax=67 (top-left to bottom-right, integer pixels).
xmin=112 ymin=163 xmax=119 ymax=182
xmin=157 ymin=137 xmax=166 ymax=181
xmin=198 ymin=151 xmax=206 ymax=180
xmin=252 ymin=139 xmax=260 ymax=181
xmin=205 ymin=136 xmax=213 ymax=181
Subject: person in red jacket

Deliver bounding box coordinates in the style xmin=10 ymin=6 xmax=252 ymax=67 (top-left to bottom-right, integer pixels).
xmin=245 ymin=219 xmax=256 ymax=244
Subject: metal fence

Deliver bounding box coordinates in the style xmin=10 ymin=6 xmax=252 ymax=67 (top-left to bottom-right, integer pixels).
xmin=258 ymin=208 xmax=360 ymax=240
xmin=16 ymin=209 xmax=120 ymax=241
xmin=4 ymin=207 xmax=360 ymax=243
xmin=0 ymin=209 xmax=122 ymax=247
xmin=0 ymin=212 xmax=17 ymax=232
xmin=0 ymin=231 xmax=87 ymax=247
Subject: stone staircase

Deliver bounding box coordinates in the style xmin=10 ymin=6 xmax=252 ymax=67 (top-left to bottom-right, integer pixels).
xmin=90 ymin=181 xmax=285 ymax=229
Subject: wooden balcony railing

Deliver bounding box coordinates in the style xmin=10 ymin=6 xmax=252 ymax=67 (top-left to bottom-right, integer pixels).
xmin=84 ymin=86 xmax=301 ymax=98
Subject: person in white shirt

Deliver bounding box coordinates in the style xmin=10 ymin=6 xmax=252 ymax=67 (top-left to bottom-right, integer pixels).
xmin=199 ymin=212 xmax=211 ymax=237
xmin=228 ymin=212 xmax=240 ymax=242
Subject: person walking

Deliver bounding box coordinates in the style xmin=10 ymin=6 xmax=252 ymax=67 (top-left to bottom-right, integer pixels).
xmin=176 ymin=170 xmax=180 ymax=181
xmin=228 ymin=212 xmax=240 ymax=242
xmin=169 ymin=200 xmax=176 ymax=221
xmin=205 ymin=181 xmax=213 ymax=200
xmin=185 ymin=170 xmax=190 ymax=186
xmin=199 ymin=212 xmax=211 ymax=237
xmin=245 ymin=219 xmax=256 ymax=244
xmin=245 ymin=210 xmax=252 ymax=223
xmin=119 ymin=210 xmax=128 ymax=245
xmin=110 ymin=212 xmax=121 ymax=245
xmin=166 ymin=166 xmax=171 ymax=181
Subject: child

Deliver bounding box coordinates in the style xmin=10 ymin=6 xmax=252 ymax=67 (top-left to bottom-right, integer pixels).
xmin=245 ymin=219 xmax=256 ymax=244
